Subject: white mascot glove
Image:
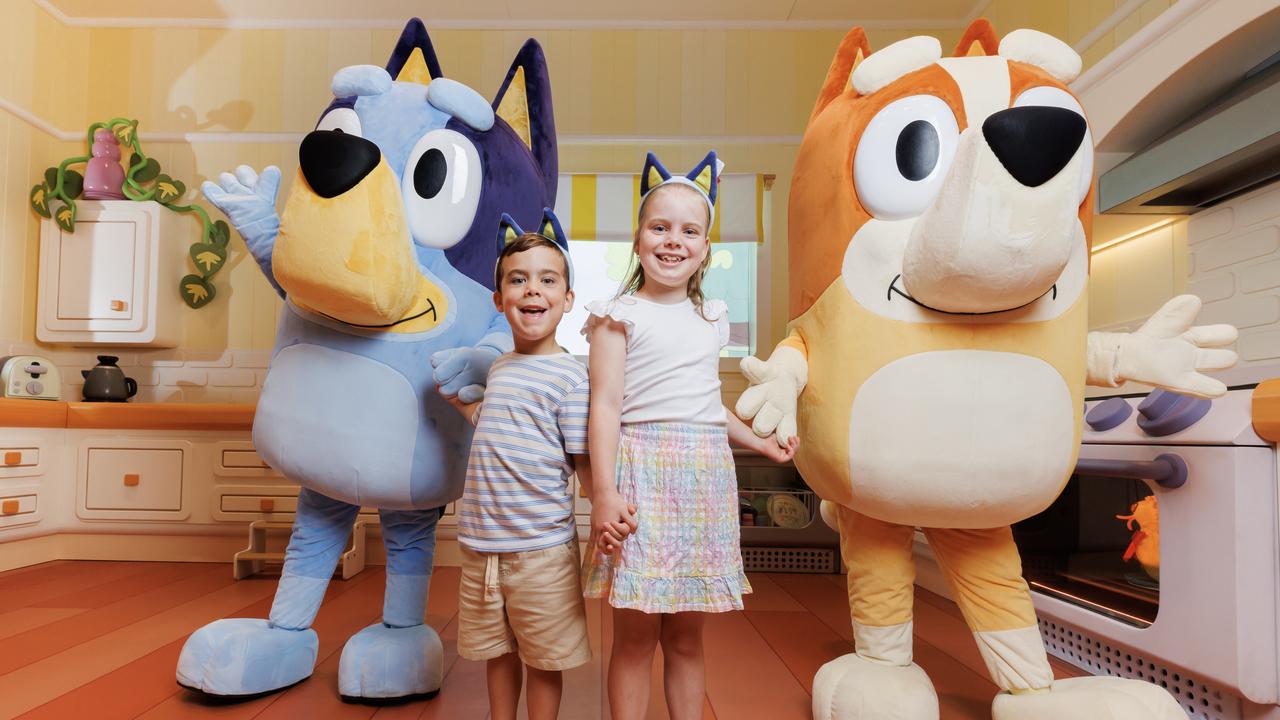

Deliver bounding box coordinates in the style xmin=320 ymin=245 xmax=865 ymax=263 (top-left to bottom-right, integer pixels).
xmin=1087 ymin=294 xmax=1237 ymax=399
xmin=735 ymin=345 xmax=808 ymax=446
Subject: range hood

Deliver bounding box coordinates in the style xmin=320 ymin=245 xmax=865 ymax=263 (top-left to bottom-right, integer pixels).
xmin=1097 ymin=53 xmax=1280 ymax=214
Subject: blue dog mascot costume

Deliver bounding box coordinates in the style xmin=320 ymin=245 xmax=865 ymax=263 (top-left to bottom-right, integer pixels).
xmin=176 ymin=19 xmax=558 ymax=701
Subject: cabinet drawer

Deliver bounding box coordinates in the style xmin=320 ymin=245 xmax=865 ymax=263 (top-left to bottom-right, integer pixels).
xmin=214 ymin=486 xmax=378 ymax=520
xmin=221 ymin=494 xmax=298 ymax=513
xmin=1 ymin=448 xmax=38 ymax=468
xmin=221 ymin=449 xmax=271 ymax=469
xmin=85 ymin=448 xmax=183 ymax=511
xmin=0 ymin=493 xmax=37 ymax=516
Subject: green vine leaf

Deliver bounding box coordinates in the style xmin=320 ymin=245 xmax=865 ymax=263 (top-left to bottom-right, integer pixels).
xmin=133 ymin=158 xmax=161 ymax=183
xmin=154 ymin=174 xmax=186 ymax=203
xmin=54 ymin=200 xmax=77 ymax=232
xmin=211 ymin=219 xmax=230 ymax=247
xmin=189 ymin=242 xmax=227 ymax=275
xmin=114 ymin=122 xmax=136 ymax=145
xmin=44 ymin=167 xmax=58 ymax=189
xmin=129 ymin=151 xmax=143 ymax=169
xmin=63 ymin=170 xmax=85 ymax=199
xmin=180 ymin=274 xmax=216 ymax=308
xmin=30 ymin=184 xmax=51 ymax=218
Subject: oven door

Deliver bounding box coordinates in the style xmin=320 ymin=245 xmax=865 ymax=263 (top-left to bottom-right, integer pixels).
xmin=1015 ymin=444 xmax=1280 ymax=704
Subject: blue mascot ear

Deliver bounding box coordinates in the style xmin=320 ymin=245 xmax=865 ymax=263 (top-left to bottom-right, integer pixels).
xmin=685 ymin=151 xmax=721 ymax=206
xmin=496 ymin=213 xmax=525 ymax=257
xmin=640 ymin=152 xmax=672 ymax=198
xmin=538 ymin=208 xmax=570 ymax=254
xmin=494 ymin=40 xmax=558 ymax=204
xmin=385 ymin=18 xmax=444 ymax=83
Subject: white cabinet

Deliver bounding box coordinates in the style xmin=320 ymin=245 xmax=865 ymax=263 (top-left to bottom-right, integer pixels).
xmin=37 ymin=200 xmax=186 ymax=347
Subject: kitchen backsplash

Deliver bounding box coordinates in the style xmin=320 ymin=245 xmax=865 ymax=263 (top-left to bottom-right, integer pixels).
xmin=3 ymin=342 xmax=752 ymax=407
xmin=3 ymin=343 xmax=270 ymax=404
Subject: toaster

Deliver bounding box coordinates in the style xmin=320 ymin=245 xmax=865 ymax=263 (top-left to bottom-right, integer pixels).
xmin=1 ymin=355 xmax=62 ymax=400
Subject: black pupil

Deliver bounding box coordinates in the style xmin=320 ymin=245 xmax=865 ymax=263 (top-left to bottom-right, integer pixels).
xmin=414 ymin=148 xmax=447 ymax=199
xmin=896 ymin=120 xmax=940 ymax=181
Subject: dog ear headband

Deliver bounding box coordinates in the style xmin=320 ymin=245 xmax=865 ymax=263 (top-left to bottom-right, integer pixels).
xmin=494 ymin=208 xmax=574 ymax=288
xmin=639 ymin=151 xmax=724 ymax=226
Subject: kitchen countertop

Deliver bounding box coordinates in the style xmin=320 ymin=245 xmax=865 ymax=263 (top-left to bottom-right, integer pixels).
xmin=0 ymin=398 xmax=255 ymax=431
xmin=1253 ymin=379 xmax=1280 ymax=443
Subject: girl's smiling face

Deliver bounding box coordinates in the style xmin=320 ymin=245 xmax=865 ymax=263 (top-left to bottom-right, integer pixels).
xmin=634 ymin=185 xmax=711 ymax=294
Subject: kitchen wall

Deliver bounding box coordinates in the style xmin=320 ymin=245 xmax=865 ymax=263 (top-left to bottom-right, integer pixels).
xmin=1 ymin=0 xmax=1190 ymax=402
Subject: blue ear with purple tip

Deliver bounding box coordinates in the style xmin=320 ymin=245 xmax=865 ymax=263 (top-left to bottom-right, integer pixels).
xmin=640 ymin=152 xmax=672 ymax=197
xmin=537 ymin=208 xmax=570 ymax=254
xmin=685 ymin=151 xmax=721 ymax=206
xmin=496 ymin=213 xmax=525 ymax=257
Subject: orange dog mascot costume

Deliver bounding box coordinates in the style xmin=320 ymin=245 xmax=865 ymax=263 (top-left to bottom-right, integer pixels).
xmin=736 ymin=20 xmax=1237 ymax=720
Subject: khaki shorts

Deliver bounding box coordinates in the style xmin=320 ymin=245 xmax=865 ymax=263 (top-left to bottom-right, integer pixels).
xmin=457 ymin=539 xmax=591 ymax=670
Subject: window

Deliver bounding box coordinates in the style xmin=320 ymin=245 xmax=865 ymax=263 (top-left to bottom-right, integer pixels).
xmin=550 ymin=172 xmax=771 ymax=363
xmin=555 ymin=240 xmax=759 ymax=358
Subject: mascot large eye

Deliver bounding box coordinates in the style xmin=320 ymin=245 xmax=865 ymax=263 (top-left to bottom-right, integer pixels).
xmin=402 ymin=129 xmax=483 ymax=249
xmin=1014 ymin=86 xmax=1093 ymax=206
xmin=854 ymin=95 xmax=960 ymax=220
xmin=315 ymin=107 xmax=362 ymax=136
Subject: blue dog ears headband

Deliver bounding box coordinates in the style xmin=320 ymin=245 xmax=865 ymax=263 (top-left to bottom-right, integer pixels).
xmin=639 ymin=151 xmax=725 ymax=225
xmin=495 ymin=208 xmax=574 ymax=287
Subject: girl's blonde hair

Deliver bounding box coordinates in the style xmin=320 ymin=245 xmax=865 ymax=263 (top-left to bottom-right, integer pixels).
xmin=616 ymin=183 xmax=715 ymax=319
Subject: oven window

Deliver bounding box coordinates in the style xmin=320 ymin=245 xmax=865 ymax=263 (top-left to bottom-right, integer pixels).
xmin=1013 ymin=475 xmax=1158 ymax=627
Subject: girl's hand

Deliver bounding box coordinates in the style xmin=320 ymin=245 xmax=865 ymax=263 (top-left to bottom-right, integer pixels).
xmin=596 ymin=519 xmax=634 ymax=555
xmin=758 ymin=435 xmax=799 ymax=464
xmin=591 ymin=493 xmax=637 ymax=551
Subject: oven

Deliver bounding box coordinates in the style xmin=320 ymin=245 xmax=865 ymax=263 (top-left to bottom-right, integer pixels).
xmin=1013 ymin=386 xmax=1280 ymax=720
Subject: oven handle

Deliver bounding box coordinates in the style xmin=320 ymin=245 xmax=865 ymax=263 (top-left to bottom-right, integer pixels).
xmin=1073 ymin=454 xmax=1187 ymax=489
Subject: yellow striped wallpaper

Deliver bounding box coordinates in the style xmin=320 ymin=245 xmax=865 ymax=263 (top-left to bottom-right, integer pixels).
xmin=1 ymin=0 xmax=1172 ymax=353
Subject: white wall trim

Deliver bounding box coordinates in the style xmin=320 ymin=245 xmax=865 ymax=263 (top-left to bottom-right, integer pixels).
xmin=0 ymin=98 xmax=802 ymax=146
xmin=31 ymin=0 xmax=966 ymax=32
xmin=0 ymin=100 xmax=803 ymax=146
xmin=1070 ymin=0 xmax=1210 ymax=95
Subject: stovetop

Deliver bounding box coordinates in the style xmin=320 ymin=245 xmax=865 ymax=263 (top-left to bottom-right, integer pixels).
xmin=1082 ymin=386 xmax=1266 ymax=446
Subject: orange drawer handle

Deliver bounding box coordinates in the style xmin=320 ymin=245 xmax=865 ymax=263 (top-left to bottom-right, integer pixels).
xmin=3 ymin=452 xmax=20 ymax=466
xmin=578 ymin=483 xmax=588 ymax=499
xmin=123 ymin=473 xmax=140 ymax=487
xmin=260 ymin=499 xmax=275 ymax=512
xmin=111 ymin=300 xmax=127 ymax=311
xmin=1 ymin=500 xmax=18 ymax=515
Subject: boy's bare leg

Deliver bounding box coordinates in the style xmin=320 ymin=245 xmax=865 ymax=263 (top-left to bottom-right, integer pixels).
xmin=526 ymin=666 xmax=564 ymax=720
xmin=660 ymin=612 xmax=707 ymax=720
xmin=487 ymin=652 xmax=523 ymax=720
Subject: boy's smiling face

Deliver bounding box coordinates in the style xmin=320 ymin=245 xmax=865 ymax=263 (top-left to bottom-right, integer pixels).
xmin=494 ymin=244 xmax=574 ymax=352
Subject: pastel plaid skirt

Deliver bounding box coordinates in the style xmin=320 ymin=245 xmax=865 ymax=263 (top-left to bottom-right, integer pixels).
xmin=582 ymin=422 xmax=751 ymax=613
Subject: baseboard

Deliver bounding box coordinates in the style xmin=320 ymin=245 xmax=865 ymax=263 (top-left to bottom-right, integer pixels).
xmin=0 ymin=531 xmax=472 ymax=573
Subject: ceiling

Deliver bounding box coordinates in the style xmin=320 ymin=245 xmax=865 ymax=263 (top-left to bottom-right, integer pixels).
xmin=42 ymin=0 xmax=987 ymax=27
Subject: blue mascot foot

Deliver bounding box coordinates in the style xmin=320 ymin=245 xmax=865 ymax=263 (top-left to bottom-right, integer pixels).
xmin=338 ymin=623 xmax=443 ymax=702
xmin=176 ymin=618 xmax=319 ymax=698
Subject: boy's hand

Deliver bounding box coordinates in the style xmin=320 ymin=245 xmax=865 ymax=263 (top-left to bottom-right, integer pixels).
xmin=591 ymin=493 xmax=637 ymax=554
xmin=436 ymin=384 xmax=480 ymax=425
xmin=758 ymin=435 xmax=799 ymax=464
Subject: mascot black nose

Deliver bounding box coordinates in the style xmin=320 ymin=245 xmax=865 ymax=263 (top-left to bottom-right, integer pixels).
xmin=982 ymin=106 xmax=1086 ymax=188
xmin=299 ymin=130 xmax=381 ymax=199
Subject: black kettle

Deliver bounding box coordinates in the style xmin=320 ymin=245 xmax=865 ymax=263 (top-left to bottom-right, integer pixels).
xmin=81 ymin=355 xmax=137 ymax=402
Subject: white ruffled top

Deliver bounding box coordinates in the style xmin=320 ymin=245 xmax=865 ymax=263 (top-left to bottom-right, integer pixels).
xmin=582 ymin=294 xmax=730 ymax=425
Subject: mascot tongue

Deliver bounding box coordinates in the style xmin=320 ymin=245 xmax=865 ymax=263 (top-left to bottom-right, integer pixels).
xmin=274 ymin=160 xmax=419 ymax=326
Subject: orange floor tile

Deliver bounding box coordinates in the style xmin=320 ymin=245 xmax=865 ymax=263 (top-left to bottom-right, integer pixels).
xmin=0 ymin=560 xmax=1083 ymax=719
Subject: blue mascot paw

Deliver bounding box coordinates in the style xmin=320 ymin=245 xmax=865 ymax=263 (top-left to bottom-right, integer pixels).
xmin=431 ymin=346 xmax=500 ymax=403
xmin=176 ymin=618 xmax=318 ymax=697
xmin=338 ymin=623 xmax=444 ymax=702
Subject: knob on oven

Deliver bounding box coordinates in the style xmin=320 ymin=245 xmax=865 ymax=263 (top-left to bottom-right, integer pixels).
xmin=1085 ymin=397 xmax=1131 ymax=431
xmin=1137 ymin=388 xmax=1211 ymax=436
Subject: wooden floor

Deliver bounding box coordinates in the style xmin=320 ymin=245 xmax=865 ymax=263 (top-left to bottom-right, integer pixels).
xmin=0 ymin=560 xmax=1083 ymax=719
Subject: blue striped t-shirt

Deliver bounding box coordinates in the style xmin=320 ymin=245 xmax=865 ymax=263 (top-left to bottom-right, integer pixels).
xmin=457 ymin=352 xmax=589 ymax=553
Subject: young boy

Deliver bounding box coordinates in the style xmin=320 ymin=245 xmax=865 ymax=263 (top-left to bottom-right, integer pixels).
xmin=441 ymin=227 xmax=610 ymax=720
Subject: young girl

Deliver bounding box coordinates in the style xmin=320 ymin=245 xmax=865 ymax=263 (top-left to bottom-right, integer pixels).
xmin=581 ymin=151 xmax=798 ymax=720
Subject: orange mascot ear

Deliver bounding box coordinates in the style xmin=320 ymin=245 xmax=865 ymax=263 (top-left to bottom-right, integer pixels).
xmin=808 ymin=27 xmax=872 ymax=125
xmin=952 ymin=18 xmax=999 ymax=57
